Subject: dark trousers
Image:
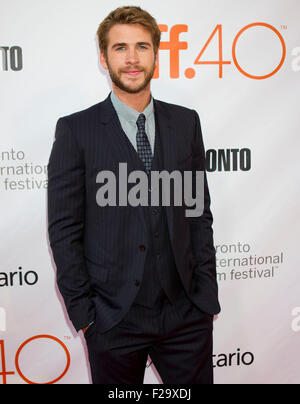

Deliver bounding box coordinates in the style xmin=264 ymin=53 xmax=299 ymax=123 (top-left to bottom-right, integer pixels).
xmin=84 ymin=290 xmax=214 ymax=384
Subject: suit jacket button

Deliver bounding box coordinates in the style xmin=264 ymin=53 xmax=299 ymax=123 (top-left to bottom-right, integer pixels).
xmin=135 ymin=280 xmax=140 ymax=287
xmin=139 ymin=245 xmax=146 ymax=251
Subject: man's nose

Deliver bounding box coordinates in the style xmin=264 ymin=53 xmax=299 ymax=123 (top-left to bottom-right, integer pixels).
xmin=125 ymin=48 xmax=139 ymax=64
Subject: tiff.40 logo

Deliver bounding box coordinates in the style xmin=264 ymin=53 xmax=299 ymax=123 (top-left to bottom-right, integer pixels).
xmin=153 ymin=23 xmax=300 ymax=79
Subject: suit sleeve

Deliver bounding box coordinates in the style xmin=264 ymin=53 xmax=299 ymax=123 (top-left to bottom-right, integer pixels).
xmin=47 ymin=117 xmax=95 ymax=332
xmin=188 ymin=110 xmax=218 ymax=289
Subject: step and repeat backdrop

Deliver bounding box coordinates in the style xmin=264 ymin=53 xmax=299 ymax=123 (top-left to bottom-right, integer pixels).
xmin=1 ymin=0 xmax=299 ymax=384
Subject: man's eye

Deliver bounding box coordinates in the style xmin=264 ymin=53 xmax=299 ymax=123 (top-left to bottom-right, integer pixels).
xmin=116 ymin=47 xmax=126 ymax=51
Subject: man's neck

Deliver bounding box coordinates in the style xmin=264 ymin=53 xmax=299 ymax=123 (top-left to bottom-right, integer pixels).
xmin=112 ymin=85 xmax=152 ymax=113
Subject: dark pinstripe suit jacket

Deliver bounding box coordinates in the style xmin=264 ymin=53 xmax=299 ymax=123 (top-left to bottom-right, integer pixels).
xmin=47 ymin=94 xmax=220 ymax=333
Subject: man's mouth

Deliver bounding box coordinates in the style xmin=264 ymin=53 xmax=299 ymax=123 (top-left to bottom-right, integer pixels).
xmin=123 ymin=70 xmax=143 ymax=77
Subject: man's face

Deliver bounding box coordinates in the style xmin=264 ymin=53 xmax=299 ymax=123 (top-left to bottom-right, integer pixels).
xmin=100 ymin=23 xmax=157 ymax=94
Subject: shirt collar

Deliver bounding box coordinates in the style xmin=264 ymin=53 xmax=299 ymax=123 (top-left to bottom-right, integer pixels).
xmin=110 ymin=90 xmax=154 ymax=126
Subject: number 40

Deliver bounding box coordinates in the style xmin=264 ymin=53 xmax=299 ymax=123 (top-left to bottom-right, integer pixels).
xmin=0 ymin=336 xmax=70 ymax=384
xmin=193 ymin=22 xmax=286 ymax=79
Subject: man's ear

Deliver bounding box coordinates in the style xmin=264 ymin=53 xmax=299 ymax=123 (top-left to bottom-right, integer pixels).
xmin=100 ymin=52 xmax=108 ymax=70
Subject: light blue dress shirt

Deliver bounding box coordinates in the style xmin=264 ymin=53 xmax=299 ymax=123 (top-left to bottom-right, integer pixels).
xmin=110 ymin=91 xmax=155 ymax=154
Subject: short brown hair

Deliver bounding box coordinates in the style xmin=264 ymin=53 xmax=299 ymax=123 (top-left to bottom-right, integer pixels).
xmin=97 ymin=6 xmax=161 ymax=57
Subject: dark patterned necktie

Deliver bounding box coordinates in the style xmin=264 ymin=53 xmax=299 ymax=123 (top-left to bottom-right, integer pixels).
xmin=136 ymin=113 xmax=153 ymax=173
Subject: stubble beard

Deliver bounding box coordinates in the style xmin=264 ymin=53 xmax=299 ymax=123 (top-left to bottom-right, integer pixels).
xmin=105 ymin=58 xmax=156 ymax=94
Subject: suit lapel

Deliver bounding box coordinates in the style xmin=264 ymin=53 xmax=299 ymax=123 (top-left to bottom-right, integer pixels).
xmin=153 ymin=99 xmax=177 ymax=171
xmin=153 ymin=99 xmax=177 ymax=242
xmin=98 ymin=95 xmax=144 ymax=173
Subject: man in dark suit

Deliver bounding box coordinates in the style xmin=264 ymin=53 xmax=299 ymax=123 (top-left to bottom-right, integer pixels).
xmin=47 ymin=6 xmax=220 ymax=384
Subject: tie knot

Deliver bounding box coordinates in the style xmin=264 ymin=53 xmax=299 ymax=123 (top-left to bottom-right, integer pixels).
xmin=136 ymin=113 xmax=146 ymax=131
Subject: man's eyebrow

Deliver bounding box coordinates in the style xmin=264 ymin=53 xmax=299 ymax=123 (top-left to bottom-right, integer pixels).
xmin=111 ymin=41 xmax=152 ymax=49
xmin=136 ymin=42 xmax=152 ymax=47
xmin=111 ymin=42 xmax=127 ymax=49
